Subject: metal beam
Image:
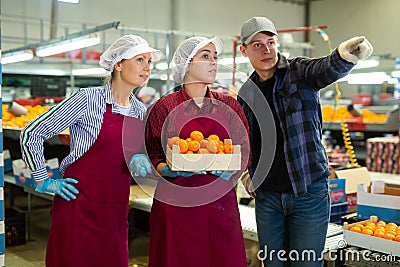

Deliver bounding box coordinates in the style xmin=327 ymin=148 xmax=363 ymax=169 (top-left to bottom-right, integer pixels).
xmin=3 ymin=21 xmax=120 ymax=54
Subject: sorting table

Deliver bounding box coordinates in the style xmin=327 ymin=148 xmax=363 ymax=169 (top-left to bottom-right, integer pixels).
xmin=129 ymin=197 xmax=344 ymax=253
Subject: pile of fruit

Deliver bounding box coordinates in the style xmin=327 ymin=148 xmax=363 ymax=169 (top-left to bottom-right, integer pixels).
xmin=322 ymin=105 xmax=387 ymax=123
xmin=349 ymin=220 xmax=400 ymax=241
xmin=167 ymin=130 xmax=233 ymax=154
xmin=2 ymin=104 xmax=50 ymax=128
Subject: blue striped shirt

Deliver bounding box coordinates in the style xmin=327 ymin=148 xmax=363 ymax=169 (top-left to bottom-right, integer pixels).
xmin=20 ymin=82 xmax=146 ymax=182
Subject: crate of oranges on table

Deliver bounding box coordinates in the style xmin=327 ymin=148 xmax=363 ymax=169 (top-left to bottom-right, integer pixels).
xmin=166 ymin=130 xmax=241 ymax=171
xmin=343 ymin=216 xmax=400 ymax=256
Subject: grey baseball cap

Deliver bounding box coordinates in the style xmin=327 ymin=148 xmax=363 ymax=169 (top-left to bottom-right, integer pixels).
xmin=240 ymin=17 xmax=278 ymax=45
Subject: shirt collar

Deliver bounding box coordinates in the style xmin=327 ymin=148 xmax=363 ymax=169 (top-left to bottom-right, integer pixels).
xmin=104 ymin=82 xmax=114 ymax=104
xmin=104 ymin=81 xmax=146 ymax=118
xmin=177 ymin=85 xmax=220 ymax=107
xmin=104 ymin=81 xmax=140 ymax=105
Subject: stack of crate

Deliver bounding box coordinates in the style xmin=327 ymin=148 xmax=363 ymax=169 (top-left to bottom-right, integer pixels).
xmin=366 ymin=136 xmax=399 ymax=174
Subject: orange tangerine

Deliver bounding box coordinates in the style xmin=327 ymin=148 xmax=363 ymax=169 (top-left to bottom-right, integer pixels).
xmin=217 ymin=140 xmax=225 ymax=153
xmin=361 ymin=228 xmax=373 ymax=235
xmin=374 ymin=230 xmax=386 ymax=238
xmin=224 ymin=144 xmax=233 ymax=154
xmin=190 ymin=131 xmax=204 ymax=142
xmin=208 ymin=134 xmax=220 ymax=142
xmin=376 ymin=221 xmax=387 ymax=227
xmin=385 ymin=226 xmax=397 ymax=233
xmin=364 ymin=225 xmax=375 ymax=231
xmin=374 ymin=226 xmax=386 ymax=233
xmin=354 ymin=223 xmax=364 ymax=229
xmin=365 ymin=221 xmax=376 ymax=226
xmin=179 ymin=139 xmax=188 ymax=153
xmin=384 ymin=233 xmax=395 ymax=240
xmin=350 ymin=226 xmax=362 ymax=233
xmin=188 ymin=140 xmax=200 ymax=152
xmin=395 ymin=235 xmax=400 ymax=242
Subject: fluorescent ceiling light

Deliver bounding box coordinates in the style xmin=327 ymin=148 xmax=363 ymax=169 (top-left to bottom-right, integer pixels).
xmin=36 ymin=34 xmax=100 ymax=57
xmin=72 ymin=68 xmax=107 ymax=76
xmin=347 ymin=72 xmax=390 ymax=84
xmin=353 ymin=59 xmax=379 ymax=69
xmin=392 ymin=70 xmax=400 ymax=78
xmin=159 ymin=74 xmax=174 ymax=81
xmin=388 ymin=78 xmax=399 ymax=84
xmin=58 ymin=0 xmax=79 ymax=3
xmin=155 ymin=62 xmax=169 ymax=70
xmin=1 ymin=50 xmax=33 ymax=64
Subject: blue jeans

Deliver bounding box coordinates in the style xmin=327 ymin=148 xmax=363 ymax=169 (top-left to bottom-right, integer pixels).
xmin=255 ymin=178 xmax=330 ymax=267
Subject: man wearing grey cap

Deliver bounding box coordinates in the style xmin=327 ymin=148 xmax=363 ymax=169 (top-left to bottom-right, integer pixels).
xmin=237 ymin=16 xmax=373 ymax=266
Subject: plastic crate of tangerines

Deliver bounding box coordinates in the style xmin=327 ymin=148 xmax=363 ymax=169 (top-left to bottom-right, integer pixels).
xmin=166 ymin=130 xmax=241 ymax=171
xmin=343 ymin=216 xmax=400 ymax=256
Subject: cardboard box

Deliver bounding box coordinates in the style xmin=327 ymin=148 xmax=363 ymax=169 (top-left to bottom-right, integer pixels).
xmin=334 ymin=167 xmax=371 ymax=212
xmin=3 ymin=150 xmax=13 ymax=172
xmin=166 ymin=143 xmax=241 ymax=171
xmin=345 ymin=193 xmax=357 ymax=213
xmin=357 ymin=182 xmax=400 ymax=224
xmin=343 ymin=218 xmax=400 ymax=257
xmin=12 ymin=158 xmax=60 ymax=187
xmin=329 ymin=178 xmax=346 ymax=203
xmin=330 ymin=202 xmax=348 ymax=223
xmin=334 ymin=167 xmax=371 ymax=194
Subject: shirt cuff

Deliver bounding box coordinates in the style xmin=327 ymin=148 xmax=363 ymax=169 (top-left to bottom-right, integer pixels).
xmin=31 ymin=167 xmax=49 ymax=182
xmin=332 ymin=48 xmax=355 ymax=69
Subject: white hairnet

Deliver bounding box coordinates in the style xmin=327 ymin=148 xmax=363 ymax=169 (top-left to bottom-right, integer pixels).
xmin=99 ymin=35 xmax=163 ymax=71
xmin=171 ymin=36 xmax=223 ymax=83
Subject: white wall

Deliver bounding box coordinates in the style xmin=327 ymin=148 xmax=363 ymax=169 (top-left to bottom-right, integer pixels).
xmin=310 ymin=0 xmax=399 ymax=58
xmin=309 ymin=0 xmax=399 ymax=96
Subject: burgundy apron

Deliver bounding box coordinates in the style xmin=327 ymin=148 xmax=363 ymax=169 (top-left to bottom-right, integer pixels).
xmin=46 ymin=104 xmax=143 ymax=267
xmin=149 ymin=111 xmax=247 ymax=267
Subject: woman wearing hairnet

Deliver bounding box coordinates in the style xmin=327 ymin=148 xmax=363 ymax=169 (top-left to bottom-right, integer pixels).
xmin=145 ymin=36 xmax=251 ymax=266
xmin=20 ymin=35 xmax=162 ymax=267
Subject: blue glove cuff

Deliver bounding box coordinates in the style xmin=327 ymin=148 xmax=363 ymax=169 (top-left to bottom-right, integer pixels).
xmin=35 ymin=178 xmax=50 ymax=193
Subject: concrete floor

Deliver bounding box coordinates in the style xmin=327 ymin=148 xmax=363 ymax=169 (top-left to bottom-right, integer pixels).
xmin=4 ymin=185 xmax=150 ymax=267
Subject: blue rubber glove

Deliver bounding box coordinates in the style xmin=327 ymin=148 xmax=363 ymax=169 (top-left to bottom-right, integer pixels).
xmin=160 ymin=165 xmax=206 ymax=178
xmin=35 ymin=177 xmax=79 ymax=201
xmin=129 ymin=154 xmax=152 ymax=177
xmin=211 ymin=170 xmax=237 ymax=181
